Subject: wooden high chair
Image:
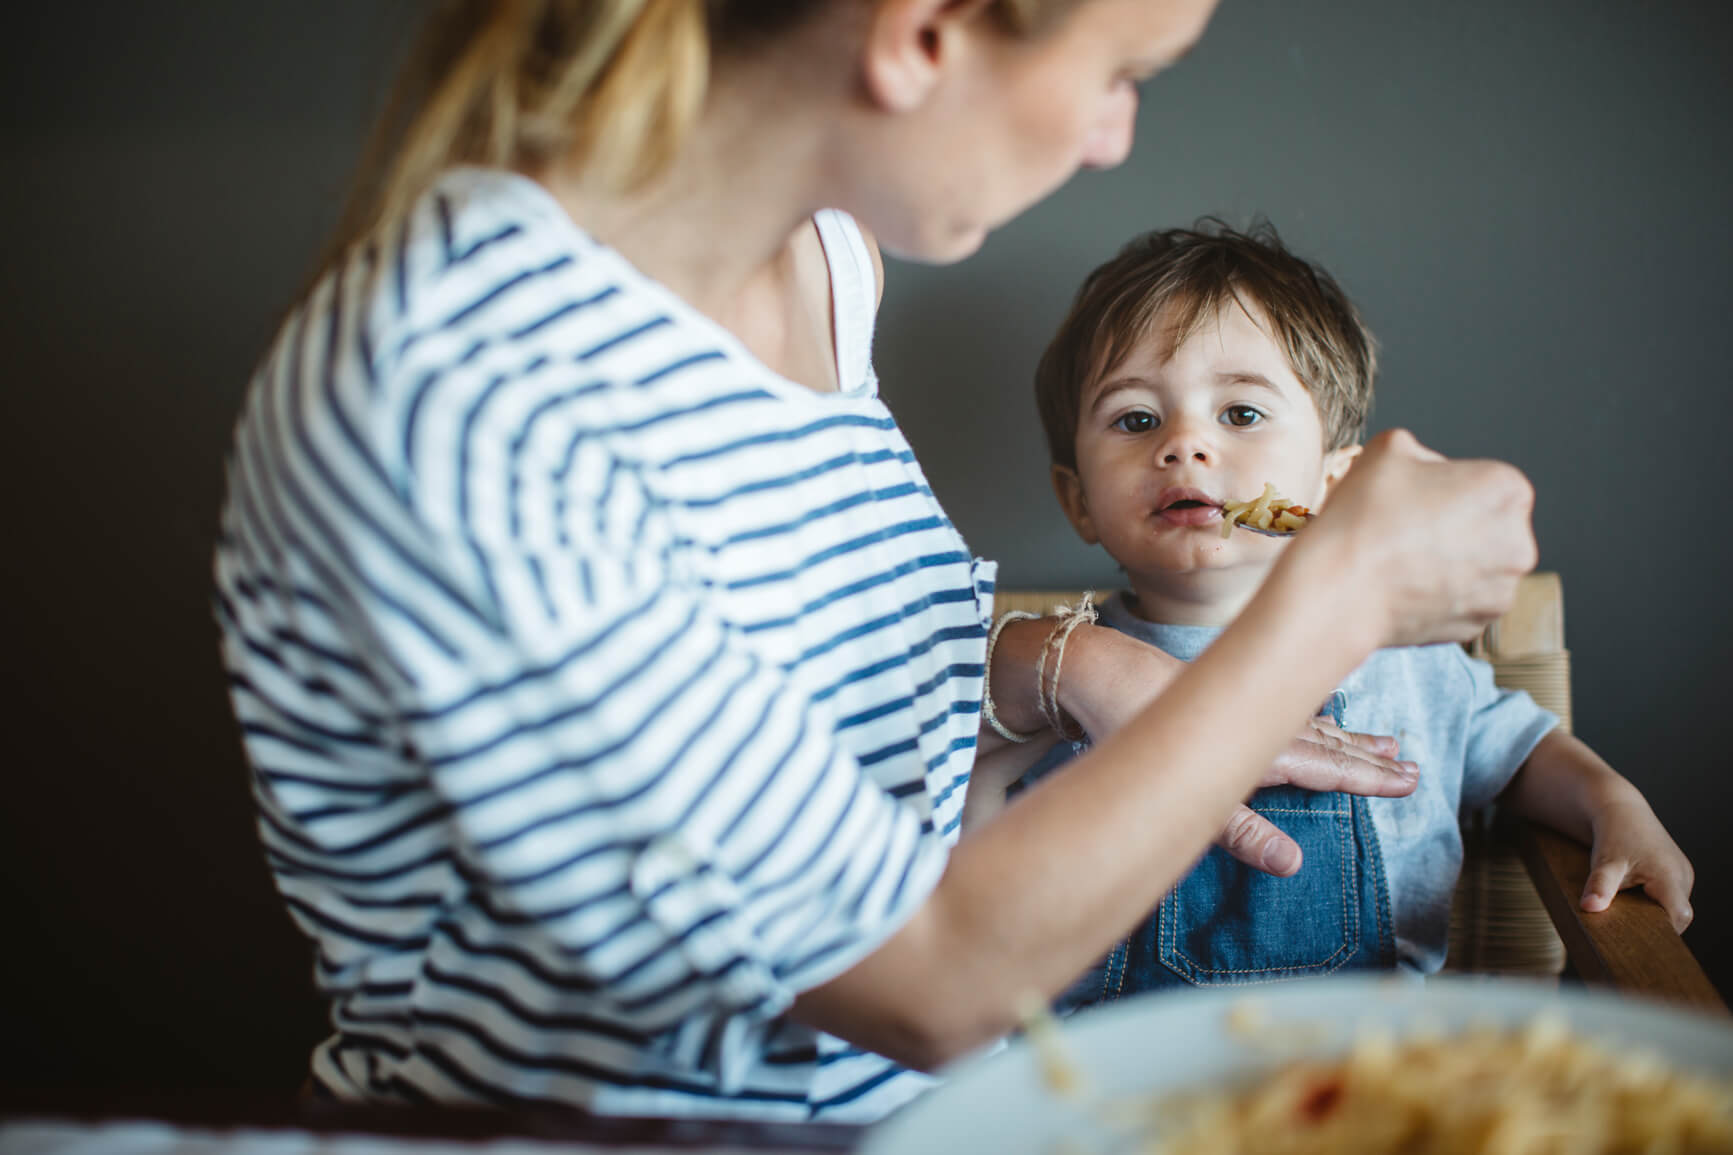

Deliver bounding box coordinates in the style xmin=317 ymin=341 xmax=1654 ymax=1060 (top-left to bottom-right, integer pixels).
xmin=993 ymin=575 xmax=1724 ymax=1013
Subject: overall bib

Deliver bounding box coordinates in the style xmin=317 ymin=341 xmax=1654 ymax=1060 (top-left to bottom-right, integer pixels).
xmin=1062 ymin=692 xmax=1394 ymax=1008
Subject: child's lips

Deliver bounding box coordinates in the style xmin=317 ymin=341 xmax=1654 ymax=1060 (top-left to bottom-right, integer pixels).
xmin=1155 ymin=502 xmax=1223 ymax=527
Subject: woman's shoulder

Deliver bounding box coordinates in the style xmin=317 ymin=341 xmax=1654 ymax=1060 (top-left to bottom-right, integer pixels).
xmin=245 ymin=169 xmax=681 ymax=507
xmin=319 ymin=166 xmax=723 ymax=413
xmin=360 ymin=167 xmax=602 ymax=360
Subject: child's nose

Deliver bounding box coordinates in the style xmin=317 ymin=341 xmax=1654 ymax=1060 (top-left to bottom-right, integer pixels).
xmin=1156 ymin=423 xmax=1214 ymax=466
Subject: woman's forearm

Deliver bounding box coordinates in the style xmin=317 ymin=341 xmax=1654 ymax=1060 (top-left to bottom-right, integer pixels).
xmin=982 ymin=613 xmax=1188 ymax=748
xmin=794 ymin=544 xmax=1385 ymax=1068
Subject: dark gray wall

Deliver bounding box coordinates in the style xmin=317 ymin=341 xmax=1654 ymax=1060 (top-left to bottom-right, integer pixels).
xmin=879 ymin=0 xmax=1733 ymax=1005
xmin=2 ymin=1 xmax=1728 ymax=1093
xmin=3 ymin=1 xmax=421 ymax=1092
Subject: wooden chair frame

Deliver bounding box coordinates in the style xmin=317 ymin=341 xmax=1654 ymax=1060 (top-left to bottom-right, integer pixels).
xmin=994 ymin=577 xmax=1723 ymax=1014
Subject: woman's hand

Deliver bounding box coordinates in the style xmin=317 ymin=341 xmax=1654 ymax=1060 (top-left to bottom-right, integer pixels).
xmin=1024 ymin=623 xmax=1418 ymax=875
xmin=1223 ymin=719 xmax=1419 ymax=875
xmin=1297 ymin=429 xmax=1537 ymax=649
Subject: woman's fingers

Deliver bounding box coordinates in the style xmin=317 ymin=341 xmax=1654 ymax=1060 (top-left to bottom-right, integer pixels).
xmin=1301 ymin=429 xmax=1537 ymax=649
xmin=1215 ymin=805 xmax=1303 ymax=876
xmin=1230 ymin=721 xmax=1413 ymax=876
xmin=1261 ymin=718 xmax=1419 ymax=797
xmin=1383 ymin=427 xmax=1445 ymax=463
xmin=1335 ymin=723 xmax=1401 ymax=760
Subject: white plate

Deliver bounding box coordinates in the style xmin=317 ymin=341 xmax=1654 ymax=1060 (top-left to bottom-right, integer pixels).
xmin=860 ymin=975 xmax=1733 ymax=1155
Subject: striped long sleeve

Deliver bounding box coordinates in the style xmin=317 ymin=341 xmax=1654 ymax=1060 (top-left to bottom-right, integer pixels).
xmin=214 ymin=168 xmax=990 ymax=1120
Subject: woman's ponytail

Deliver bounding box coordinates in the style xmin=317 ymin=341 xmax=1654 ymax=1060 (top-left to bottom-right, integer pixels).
xmin=327 ymin=0 xmax=710 ymax=264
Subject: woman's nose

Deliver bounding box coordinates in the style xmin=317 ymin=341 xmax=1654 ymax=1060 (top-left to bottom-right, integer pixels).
xmin=1080 ymin=87 xmax=1138 ymax=171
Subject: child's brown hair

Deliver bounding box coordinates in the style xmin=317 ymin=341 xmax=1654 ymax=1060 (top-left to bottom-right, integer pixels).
xmin=1034 ymin=219 xmax=1377 ymax=469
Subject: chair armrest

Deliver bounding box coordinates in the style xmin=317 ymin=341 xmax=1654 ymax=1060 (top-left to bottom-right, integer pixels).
xmin=1516 ymin=821 xmax=1727 ymax=1015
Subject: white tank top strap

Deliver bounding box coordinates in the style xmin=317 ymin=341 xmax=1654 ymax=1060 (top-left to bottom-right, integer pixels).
xmin=812 ymin=208 xmax=880 ymax=397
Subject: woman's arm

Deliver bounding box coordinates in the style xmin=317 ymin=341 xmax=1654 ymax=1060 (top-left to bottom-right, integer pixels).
xmin=976 ymin=615 xmax=1417 ymax=869
xmin=1498 ymin=730 xmax=1694 ymax=932
xmin=792 ymin=431 xmax=1536 ymax=1070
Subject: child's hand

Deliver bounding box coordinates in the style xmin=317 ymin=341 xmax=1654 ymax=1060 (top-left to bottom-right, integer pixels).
xmin=1582 ymin=794 xmax=1695 ymax=933
xmin=1502 ymin=731 xmax=1692 ymax=932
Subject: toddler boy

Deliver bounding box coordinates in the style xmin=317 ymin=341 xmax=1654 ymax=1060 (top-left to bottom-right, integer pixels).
xmin=1022 ymin=221 xmax=1691 ymax=1002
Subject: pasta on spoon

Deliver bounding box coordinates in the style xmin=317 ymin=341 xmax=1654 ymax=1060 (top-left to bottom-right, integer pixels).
xmin=1220 ymin=482 xmax=1313 ymax=538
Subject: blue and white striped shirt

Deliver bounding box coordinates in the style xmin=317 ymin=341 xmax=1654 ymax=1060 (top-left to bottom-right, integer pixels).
xmin=213 ymin=167 xmax=995 ymax=1121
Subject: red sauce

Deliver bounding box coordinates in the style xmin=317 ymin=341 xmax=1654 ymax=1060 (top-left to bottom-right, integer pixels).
xmin=1297 ymin=1076 xmax=1345 ymax=1123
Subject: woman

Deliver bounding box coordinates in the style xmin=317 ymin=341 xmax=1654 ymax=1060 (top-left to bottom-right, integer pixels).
xmin=214 ymin=0 xmax=1534 ymax=1123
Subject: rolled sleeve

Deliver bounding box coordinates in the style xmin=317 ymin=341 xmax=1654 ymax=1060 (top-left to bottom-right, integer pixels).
xmin=1456 ymin=648 xmax=1560 ymax=814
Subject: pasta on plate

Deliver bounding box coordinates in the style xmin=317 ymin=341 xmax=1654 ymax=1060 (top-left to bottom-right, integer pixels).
xmin=1140 ymin=1017 xmax=1733 ymax=1154
xmin=865 ymin=967 xmax=1733 ymax=1154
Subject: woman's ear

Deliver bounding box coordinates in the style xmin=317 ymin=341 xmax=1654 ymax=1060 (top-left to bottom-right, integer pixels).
xmin=1050 ymin=463 xmax=1100 ymax=545
xmin=861 ymin=0 xmax=996 ymax=112
xmin=1316 ymin=443 xmax=1363 ymax=507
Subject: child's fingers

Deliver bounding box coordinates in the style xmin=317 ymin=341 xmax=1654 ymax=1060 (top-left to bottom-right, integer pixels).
xmin=1581 ymin=859 xmax=1694 ymax=934
xmin=1642 ymin=873 xmax=1695 ymax=934
xmin=1579 ymin=859 xmax=1629 ymax=913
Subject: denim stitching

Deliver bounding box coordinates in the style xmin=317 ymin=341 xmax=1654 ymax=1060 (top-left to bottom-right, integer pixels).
xmin=1161 ymin=800 xmax=1357 ymax=980
xmin=1358 ymin=795 xmax=1395 ymax=964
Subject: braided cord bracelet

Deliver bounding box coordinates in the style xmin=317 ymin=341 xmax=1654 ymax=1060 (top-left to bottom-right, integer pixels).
xmin=1037 ymin=593 xmax=1097 ymax=743
xmin=982 ymin=610 xmax=1043 ymax=742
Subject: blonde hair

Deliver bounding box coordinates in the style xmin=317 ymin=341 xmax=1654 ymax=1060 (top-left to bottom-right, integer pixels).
xmin=328 ymin=0 xmax=710 ymax=263
xmin=325 ymin=0 xmax=1087 ymax=265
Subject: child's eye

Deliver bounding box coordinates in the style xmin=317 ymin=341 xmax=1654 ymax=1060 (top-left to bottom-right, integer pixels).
xmin=1111 ymin=411 xmax=1157 ymax=434
xmin=1222 ymin=405 xmax=1264 ymax=428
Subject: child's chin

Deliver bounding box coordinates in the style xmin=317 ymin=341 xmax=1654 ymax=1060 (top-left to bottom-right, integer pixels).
xmin=1160 ymin=545 xmax=1279 ymax=576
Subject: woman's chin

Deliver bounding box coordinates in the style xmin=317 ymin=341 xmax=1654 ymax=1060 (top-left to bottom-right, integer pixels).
xmin=882 ymin=222 xmax=990 ymax=266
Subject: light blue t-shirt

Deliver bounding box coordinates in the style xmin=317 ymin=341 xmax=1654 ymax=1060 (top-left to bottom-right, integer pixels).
xmin=1044 ymin=590 xmax=1559 ymax=975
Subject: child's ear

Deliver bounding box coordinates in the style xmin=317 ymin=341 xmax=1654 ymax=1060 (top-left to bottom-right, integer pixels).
xmin=1315 ymin=443 xmax=1363 ymax=508
xmin=1050 ymin=463 xmax=1100 ymax=545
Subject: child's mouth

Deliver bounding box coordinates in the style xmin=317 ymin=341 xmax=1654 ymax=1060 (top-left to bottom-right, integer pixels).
xmin=1157 ymin=499 xmax=1223 ymax=527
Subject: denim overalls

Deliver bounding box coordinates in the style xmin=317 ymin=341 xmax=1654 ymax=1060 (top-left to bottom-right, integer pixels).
xmin=1060 ymin=691 xmax=1395 ymax=1010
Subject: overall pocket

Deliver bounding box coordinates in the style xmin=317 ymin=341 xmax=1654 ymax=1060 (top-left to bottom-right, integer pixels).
xmin=1156 ymin=785 xmax=1360 ymax=984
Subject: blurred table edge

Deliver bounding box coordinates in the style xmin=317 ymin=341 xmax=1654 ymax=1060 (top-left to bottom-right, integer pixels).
xmin=9 ymin=824 xmax=1721 ymax=1149
xmin=1518 ymin=821 xmax=1728 ymax=1015
xmin=0 ymin=1090 xmax=863 ymax=1151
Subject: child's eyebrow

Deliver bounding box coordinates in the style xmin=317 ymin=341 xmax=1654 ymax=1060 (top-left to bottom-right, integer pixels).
xmin=1085 ymin=379 xmax=1150 ymax=415
xmin=1213 ymin=370 xmax=1284 ymax=394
